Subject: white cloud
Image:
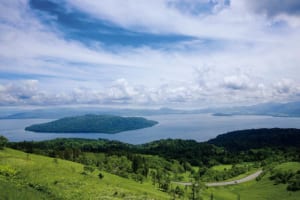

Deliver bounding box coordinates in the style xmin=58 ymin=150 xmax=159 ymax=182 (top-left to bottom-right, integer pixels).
xmin=0 ymin=76 xmax=299 ymax=107
xmin=0 ymin=80 xmax=39 ymax=105
xmin=0 ymin=0 xmax=300 ymax=107
xmin=64 ymin=0 xmax=259 ymax=40
xmin=223 ymin=74 xmax=253 ymax=90
xmin=64 ymin=0 xmax=300 ymax=40
xmin=273 ymin=79 xmax=300 ymax=99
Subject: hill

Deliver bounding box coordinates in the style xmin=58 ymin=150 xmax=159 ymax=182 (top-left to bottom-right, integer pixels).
xmin=2 ymin=140 xmax=300 ymax=200
xmin=2 ymin=127 xmax=300 ymax=199
xmin=208 ymin=128 xmax=300 ymax=151
xmin=0 ymin=148 xmax=168 ymax=200
xmin=10 ymin=128 xmax=300 ymax=166
xmin=25 ymin=114 xmax=158 ymax=133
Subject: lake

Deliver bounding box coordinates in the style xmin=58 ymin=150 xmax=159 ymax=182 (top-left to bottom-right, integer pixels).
xmin=1 ymin=114 xmax=300 ymax=144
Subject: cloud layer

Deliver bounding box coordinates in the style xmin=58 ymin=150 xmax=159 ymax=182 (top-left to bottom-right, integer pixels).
xmin=0 ymin=0 xmax=300 ymax=107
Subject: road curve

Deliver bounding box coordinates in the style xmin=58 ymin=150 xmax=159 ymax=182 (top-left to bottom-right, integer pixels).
xmin=206 ymin=170 xmax=263 ymax=186
xmin=172 ymin=170 xmax=263 ymax=187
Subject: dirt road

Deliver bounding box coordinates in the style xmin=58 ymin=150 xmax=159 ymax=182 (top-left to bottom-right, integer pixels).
xmin=172 ymin=170 xmax=263 ymax=187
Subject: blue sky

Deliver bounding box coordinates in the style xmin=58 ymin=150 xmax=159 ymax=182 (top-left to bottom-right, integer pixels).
xmin=0 ymin=0 xmax=300 ymax=108
xmin=29 ymin=0 xmax=196 ymax=48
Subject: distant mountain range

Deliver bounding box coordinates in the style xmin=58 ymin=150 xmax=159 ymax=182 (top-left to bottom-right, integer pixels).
xmin=1 ymin=101 xmax=300 ymax=119
xmin=0 ymin=107 xmax=206 ymax=119
xmin=212 ymin=101 xmax=300 ymax=117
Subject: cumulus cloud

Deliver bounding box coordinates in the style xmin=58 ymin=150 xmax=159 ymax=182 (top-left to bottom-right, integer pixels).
xmin=274 ymin=79 xmax=292 ymax=94
xmin=0 ymin=76 xmax=299 ymax=107
xmin=223 ymin=74 xmax=253 ymax=90
xmin=272 ymin=79 xmax=300 ymax=98
xmin=0 ymin=80 xmax=40 ymax=105
xmin=106 ymin=79 xmax=137 ymax=102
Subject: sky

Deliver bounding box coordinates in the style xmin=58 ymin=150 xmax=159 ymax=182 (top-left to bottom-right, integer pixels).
xmin=0 ymin=0 xmax=300 ymax=108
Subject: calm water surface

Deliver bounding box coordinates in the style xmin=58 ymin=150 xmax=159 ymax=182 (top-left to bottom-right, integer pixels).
xmin=1 ymin=114 xmax=300 ymax=144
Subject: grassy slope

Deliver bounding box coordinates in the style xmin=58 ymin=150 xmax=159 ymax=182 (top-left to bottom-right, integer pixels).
xmin=0 ymin=179 xmax=51 ymax=200
xmin=211 ymin=164 xmax=233 ymax=171
xmin=1 ymin=147 xmax=299 ymax=200
xmin=0 ymin=148 xmax=168 ymax=200
xmin=202 ymin=162 xmax=300 ymax=200
xmin=275 ymin=162 xmax=300 ymax=172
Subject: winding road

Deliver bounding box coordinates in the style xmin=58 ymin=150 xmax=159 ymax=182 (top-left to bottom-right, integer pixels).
xmin=172 ymin=170 xmax=263 ymax=187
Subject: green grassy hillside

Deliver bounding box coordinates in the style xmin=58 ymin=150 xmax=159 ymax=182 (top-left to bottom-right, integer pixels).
xmin=274 ymin=162 xmax=300 ymax=172
xmin=0 ymin=179 xmax=51 ymax=200
xmin=2 ymin=129 xmax=300 ymax=200
xmin=1 ymin=148 xmax=300 ymax=200
xmin=0 ymin=148 xmax=168 ymax=200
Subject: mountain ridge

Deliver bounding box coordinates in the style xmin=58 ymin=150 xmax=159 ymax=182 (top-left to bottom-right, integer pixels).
xmin=1 ymin=101 xmax=300 ymax=119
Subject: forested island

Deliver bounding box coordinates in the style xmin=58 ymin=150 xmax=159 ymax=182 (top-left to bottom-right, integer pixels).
xmin=25 ymin=114 xmax=158 ymax=133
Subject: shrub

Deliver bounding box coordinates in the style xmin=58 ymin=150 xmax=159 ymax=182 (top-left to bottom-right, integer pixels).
xmin=287 ymin=171 xmax=300 ymax=191
xmin=0 ymin=165 xmax=18 ymax=177
xmin=98 ymin=172 xmax=104 ymax=179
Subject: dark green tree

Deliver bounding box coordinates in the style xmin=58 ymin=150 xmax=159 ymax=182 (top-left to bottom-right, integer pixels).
xmin=190 ymin=181 xmax=204 ymax=200
xmin=0 ymin=135 xmax=8 ymax=150
xmin=174 ymin=186 xmax=184 ymax=198
xmin=150 ymin=170 xmax=156 ymax=186
xmin=98 ymin=172 xmax=104 ymax=179
xmin=132 ymin=156 xmax=141 ymax=173
xmin=190 ymin=182 xmax=200 ymax=200
xmin=159 ymin=178 xmax=170 ymax=192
